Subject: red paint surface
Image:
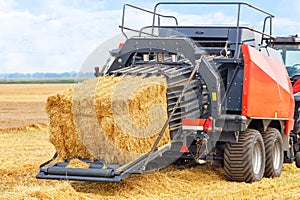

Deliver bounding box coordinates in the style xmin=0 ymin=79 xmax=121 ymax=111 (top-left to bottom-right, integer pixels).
xmin=241 ymin=44 xmax=295 ymax=134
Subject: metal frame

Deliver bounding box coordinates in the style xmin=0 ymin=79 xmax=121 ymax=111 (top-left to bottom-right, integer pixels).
xmin=151 ymin=2 xmax=274 ymax=56
xmin=37 ymin=143 xmax=172 ymax=182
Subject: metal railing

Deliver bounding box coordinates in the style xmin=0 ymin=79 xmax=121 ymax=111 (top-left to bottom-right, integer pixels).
xmin=151 ymin=2 xmax=275 ymax=57
xmin=120 ymin=2 xmax=275 ymax=57
xmin=120 ymin=4 xmax=178 ymax=39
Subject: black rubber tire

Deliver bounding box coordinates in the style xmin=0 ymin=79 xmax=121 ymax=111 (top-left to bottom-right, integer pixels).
xmin=262 ymin=128 xmax=283 ymax=178
xmin=296 ymin=152 xmax=300 ymax=168
xmin=224 ymin=129 xmax=265 ymax=183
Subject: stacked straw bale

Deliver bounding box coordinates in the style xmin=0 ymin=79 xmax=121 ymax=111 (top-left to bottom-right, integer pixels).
xmin=46 ymin=87 xmax=93 ymax=161
xmin=47 ymin=75 xmax=170 ymax=164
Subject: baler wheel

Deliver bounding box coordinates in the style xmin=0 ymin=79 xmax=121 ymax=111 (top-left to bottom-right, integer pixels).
xmin=262 ymin=128 xmax=283 ymax=177
xmin=224 ymin=129 xmax=265 ymax=183
xmin=296 ymin=152 xmax=300 ymax=168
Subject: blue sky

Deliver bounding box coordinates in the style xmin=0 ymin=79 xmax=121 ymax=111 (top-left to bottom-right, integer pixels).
xmin=1 ymin=0 xmax=299 ymax=73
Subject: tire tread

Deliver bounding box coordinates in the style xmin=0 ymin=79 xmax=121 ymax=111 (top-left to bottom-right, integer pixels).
xmin=262 ymin=128 xmax=283 ymax=178
xmin=224 ymin=129 xmax=265 ymax=183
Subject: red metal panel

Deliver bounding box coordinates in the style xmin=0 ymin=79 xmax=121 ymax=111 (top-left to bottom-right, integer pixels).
xmin=182 ymin=118 xmax=206 ymax=126
xmin=241 ymin=44 xmax=295 ymax=134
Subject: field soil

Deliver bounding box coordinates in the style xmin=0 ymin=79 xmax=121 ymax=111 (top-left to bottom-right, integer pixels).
xmin=0 ymin=84 xmax=300 ymax=199
xmin=0 ymin=84 xmax=71 ymax=130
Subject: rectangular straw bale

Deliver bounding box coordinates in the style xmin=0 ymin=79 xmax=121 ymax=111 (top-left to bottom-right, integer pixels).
xmin=47 ymin=75 xmax=170 ymax=165
xmin=46 ymin=87 xmax=94 ymax=161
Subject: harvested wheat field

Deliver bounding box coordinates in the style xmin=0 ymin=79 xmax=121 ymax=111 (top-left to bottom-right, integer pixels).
xmin=0 ymin=84 xmax=71 ymax=130
xmin=1 ymin=83 xmax=300 ymax=200
xmin=1 ymin=128 xmax=300 ymax=200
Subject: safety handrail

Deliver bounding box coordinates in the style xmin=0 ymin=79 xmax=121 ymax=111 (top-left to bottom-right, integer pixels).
xmin=121 ymin=4 xmax=178 ymax=39
xmin=152 ymin=2 xmax=274 ymax=32
xmin=261 ymin=16 xmax=273 ymax=44
xmin=120 ymin=26 xmax=158 ymax=37
xmin=151 ymin=2 xmax=274 ymax=58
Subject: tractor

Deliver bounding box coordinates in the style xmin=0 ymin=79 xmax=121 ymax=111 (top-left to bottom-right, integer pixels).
xmin=272 ymin=35 xmax=300 ymax=166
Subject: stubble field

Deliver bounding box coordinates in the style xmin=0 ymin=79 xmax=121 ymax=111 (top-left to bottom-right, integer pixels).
xmin=0 ymin=84 xmax=70 ymax=130
xmin=0 ymin=84 xmax=300 ymax=200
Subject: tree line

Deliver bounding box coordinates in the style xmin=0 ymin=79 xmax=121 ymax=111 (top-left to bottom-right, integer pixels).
xmin=0 ymin=72 xmax=95 ymax=79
